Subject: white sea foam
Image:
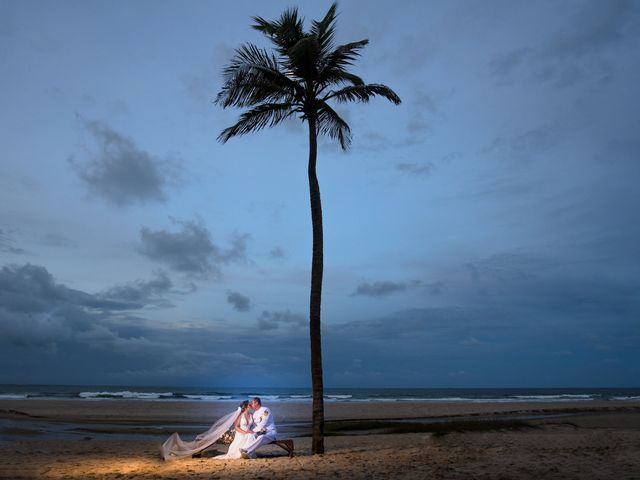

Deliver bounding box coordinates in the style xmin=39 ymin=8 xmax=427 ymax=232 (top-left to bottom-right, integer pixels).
xmin=611 ymin=396 xmax=640 ymax=401
xmin=247 ymin=395 xmax=280 ymax=401
xmin=514 ymin=394 xmax=594 ymax=401
xmin=0 ymin=394 xmax=28 ymax=399
xmin=79 ymin=391 xmax=174 ymax=400
xmin=183 ymin=395 xmax=233 ymax=401
xmin=325 ymin=394 xmax=352 ymax=400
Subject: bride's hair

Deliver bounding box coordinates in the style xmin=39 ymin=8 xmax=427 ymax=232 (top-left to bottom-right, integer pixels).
xmin=239 ymin=400 xmax=249 ymax=411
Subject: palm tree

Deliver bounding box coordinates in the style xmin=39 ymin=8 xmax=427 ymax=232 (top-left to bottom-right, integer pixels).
xmin=215 ymin=3 xmax=400 ymax=454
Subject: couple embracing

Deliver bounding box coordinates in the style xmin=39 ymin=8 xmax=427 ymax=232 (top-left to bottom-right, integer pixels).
xmin=161 ymin=397 xmax=277 ymax=461
xmin=222 ymin=397 xmax=277 ymax=459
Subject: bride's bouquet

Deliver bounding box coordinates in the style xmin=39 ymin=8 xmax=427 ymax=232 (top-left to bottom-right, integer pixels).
xmin=215 ymin=428 xmax=235 ymax=445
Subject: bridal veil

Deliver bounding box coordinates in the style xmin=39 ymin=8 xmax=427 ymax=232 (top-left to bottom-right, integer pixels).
xmin=161 ymin=407 xmax=240 ymax=461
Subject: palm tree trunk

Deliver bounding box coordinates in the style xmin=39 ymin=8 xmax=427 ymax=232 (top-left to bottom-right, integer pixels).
xmin=307 ymin=113 xmax=325 ymax=455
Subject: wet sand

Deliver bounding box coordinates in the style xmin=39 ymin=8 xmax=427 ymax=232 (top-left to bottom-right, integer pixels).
xmin=1 ymin=399 xmax=639 ymax=479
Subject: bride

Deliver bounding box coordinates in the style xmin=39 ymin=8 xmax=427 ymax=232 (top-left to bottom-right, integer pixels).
xmin=161 ymin=400 xmax=255 ymax=461
xmin=216 ymin=400 xmax=255 ymax=459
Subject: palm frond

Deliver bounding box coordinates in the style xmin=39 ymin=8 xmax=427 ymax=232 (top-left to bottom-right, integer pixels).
xmin=319 ymin=70 xmax=364 ymax=91
xmin=218 ymin=103 xmax=296 ymax=143
xmin=323 ymin=84 xmax=401 ymax=105
xmin=311 ymin=3 xmax=337 ymax=57
xmin=252 ymin=8 xmax=305 ymax=55
xmin=316 ymin=101 xmax=352 ymax=150
xmin=319 ymin=40 xmax=369 ymax=77
xmin=216 ymin=43 xmax=304 ymax=108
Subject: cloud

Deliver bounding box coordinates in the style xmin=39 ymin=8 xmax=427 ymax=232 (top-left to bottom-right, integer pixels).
xmin=0 ymin=263 xmax=177 ymax=351
xmin=489 ymin=1 xmax=639 ymax=86
xmin=1 ymin=251 xmax=638 ymax=387
xmin=0 ymin=229 xmax=26 ymax=255
xmin=70 ymin=119 xmax=178 ymax=207
xmin=269 ymin=247 xmax=286 ymax=259
xmin=548 ymin=1 xmax=637 ymax=58
xmin=396 ymin=162 xmax=434 ymax=176
xmin=0 ymin=262 xmax=217 ymax=384
xmin=183 ymin=42 xmax=235 ymax=104
xmin=226 ymin=290 xmax=251 ymax=312
xmin=138 ymin=219 xmax=248 ymax=277
xmin=98 ymin=271 xmax=174 ymax=309
xmin=0 ymin=264 xmax=177 ymax=318
xmin=482 ymin=125 xmax=557 ymax=159
xmin=257 ymin=310 xmax=305 ymax=330
xmin=0 ymin=263 xmax=86 ymax=315
xmin=406 ymin=89 xmax=443 ymax=138
xmin=350 ymin=280 xmax=420 ymax=298
xmin=354 ymin=89 xmax=449 ymax=152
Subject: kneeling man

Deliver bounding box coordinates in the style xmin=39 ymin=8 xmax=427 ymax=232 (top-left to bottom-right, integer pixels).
xmin=241 ymin=397 xmax=277 ymax=459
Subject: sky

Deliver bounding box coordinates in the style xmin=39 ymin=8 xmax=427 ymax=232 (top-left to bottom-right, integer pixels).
xmin=1 ymin=0 xmax=639 ymax=388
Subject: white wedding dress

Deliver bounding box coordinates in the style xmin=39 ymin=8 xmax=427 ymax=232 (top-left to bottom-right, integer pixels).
xmin=161 ymin=408 xmax=243 ymax=461
xmin=216 ymin=413 xmax=256 ymax=459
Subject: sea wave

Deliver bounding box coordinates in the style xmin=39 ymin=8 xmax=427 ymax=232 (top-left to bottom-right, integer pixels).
xmin=513 ymin=394 xmax=594 ymax=401
xmin=611 ymin=396 xmax=640 ymax=401
xmin=183 ymin=395 xmax=233 ymax=401
xmin=245 ymin=395 xmax=280 ymax=401
xmin=78 ymin=391 xmax=174 ymax=400
xmin=0 ymin=394 xmax=29 ymax=400
xmin=326 ymin=394 xmax=352 ymax=400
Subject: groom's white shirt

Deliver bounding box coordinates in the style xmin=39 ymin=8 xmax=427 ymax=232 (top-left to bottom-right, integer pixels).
xmin=252 ymin=406 xmax=276 ymax=434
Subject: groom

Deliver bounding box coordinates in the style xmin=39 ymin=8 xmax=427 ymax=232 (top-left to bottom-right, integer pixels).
xmin=240 ymin=397 xmax=277 ymax=459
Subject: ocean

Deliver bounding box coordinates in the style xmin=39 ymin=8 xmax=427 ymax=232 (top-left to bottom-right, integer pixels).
xmin=1 ymin=385 xmax=639 ymax=403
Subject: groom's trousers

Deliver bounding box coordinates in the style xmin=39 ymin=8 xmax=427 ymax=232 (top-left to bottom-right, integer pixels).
xmin=243 ymin=431 xmax=277 ymax=458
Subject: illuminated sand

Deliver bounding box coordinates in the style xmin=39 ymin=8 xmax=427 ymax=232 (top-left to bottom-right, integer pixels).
xmin=1 ymin=400 xmax=639 ymax=479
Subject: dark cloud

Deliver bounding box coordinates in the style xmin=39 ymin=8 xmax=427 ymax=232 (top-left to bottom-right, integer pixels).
xmin=138 ymin=219 xmax=248 ymax=277
xmin=69 ymin=119 xmax=177 ymax=207
xmin=0 ymin=263 xmax=177 ymax=351
xmin=98 ymin=272 xmax=174 ymax=309
xmin=257 ymin=310 xmax=305 ymax=330
xmin=1 ymin=252 xmax=638 ymax=386
xmin=0 ymin=264 xmax=177 ymax=318
xmin=0 ymin=263 xmax=88 ymax=315
xmin=351 ymin=280 xmax=420 ymax=298
xmin=226 ymin=290 xmax=251 ymax=312
xmin=219 ymin=233 xmax=249 ymax=264
xmin=0 ymin=229 xmax=26 ymax=254
xmin=0 ymin=263 xmax=216 ymax=384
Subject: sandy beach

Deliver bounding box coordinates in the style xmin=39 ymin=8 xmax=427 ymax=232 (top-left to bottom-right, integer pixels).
xmin=1 ymin=399 xmax=639 ymax=479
